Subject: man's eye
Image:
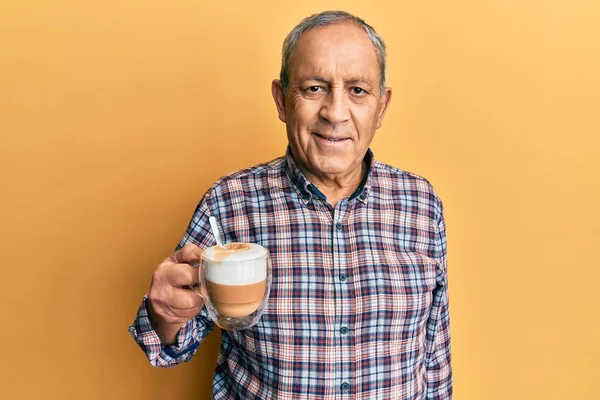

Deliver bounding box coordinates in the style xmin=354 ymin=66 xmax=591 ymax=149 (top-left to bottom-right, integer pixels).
xmin=307 ymin=86 xmax=322 ymax=93
xmin=351 ymin=87 xmax=366 ymax=95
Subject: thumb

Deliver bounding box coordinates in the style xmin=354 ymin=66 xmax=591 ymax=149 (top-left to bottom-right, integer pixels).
xmin=171 ymin=244 xmax=202 ymax=264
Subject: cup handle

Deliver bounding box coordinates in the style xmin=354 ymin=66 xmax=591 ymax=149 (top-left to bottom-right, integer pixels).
xmin=188 ymin=284 xmax=204 ymax=298
xmin=187 ymin=261 xmax=205 ymax=298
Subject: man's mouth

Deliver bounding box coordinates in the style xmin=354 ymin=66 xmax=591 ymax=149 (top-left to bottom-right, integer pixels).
xmin=313 ymin=133 xmax=350 ymax=142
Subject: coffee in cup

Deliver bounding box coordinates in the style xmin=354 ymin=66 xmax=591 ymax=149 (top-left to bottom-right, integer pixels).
xmin=199 ymin=242 xmax=271 ymax=330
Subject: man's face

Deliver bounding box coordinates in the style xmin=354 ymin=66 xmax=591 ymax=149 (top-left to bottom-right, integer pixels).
xmin=273 ymin=22 xmax=391 ymax=178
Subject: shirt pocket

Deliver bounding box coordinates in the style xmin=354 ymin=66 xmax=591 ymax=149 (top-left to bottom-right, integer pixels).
xmin=371 ymin=252 xmax=438 ymax=335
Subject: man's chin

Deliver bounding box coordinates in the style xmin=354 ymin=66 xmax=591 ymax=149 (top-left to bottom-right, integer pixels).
xmin=309 ymin=158 xmax=354 ymax=176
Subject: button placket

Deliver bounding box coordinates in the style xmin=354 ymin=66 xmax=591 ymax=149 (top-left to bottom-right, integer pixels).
xmin=332 ymin=208 xmax=352 ymax=395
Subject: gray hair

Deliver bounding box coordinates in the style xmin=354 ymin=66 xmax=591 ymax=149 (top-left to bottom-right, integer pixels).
xmin=279 ymin=10 xmax=387 ymax=95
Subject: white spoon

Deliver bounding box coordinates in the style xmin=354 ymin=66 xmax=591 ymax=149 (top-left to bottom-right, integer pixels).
xmin=209 ymin=216 xmax=225 ymax=248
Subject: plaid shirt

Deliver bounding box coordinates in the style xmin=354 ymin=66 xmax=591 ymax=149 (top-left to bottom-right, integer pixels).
xmin=130 ymin=148 xmax=452 ymax=399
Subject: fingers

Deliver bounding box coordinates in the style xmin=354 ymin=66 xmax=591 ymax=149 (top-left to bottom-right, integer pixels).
xmin=189 ymin=284 xmax=203 ymax=298
xmin=152 ymin=303 xmax=200 ymax=326
xmin=149 ymin=287 xmax=204 ymax=325
xmin=159 ymin=244 xmax=202 ymax=286
xmin=162 ymin=262 xmax=200 ymax=287
xmin=168 ymin=286 xmax=204 ymax=310
xmin=148 ymin=244 xmax=205 ymax=327
xmin=171 ymin=244 xmax=202 ymax=264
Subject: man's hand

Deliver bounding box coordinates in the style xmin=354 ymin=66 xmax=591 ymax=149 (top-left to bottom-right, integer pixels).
xmin=148 ymin=244 xmax=204 ymax=346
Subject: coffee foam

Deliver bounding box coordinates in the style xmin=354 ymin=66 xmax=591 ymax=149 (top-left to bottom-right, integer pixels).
xmin=203 ymin=243 xmax=267 ymax=286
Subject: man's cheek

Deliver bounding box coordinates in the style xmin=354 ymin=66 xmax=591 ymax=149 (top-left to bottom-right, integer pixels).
xmin=303 ymin=102 xmax=324 ymax=121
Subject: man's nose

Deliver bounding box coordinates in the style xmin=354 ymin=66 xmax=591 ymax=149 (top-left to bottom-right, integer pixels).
xmin=319 ymin=88 xmax=350 ymax=124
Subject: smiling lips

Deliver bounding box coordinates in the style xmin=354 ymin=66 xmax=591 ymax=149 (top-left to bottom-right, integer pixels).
xmin=313 ymin=133 xmax=350 ymax=142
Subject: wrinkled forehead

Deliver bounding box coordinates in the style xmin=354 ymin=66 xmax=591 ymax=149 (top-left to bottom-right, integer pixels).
xmin=288 ymin=23 xmax=380 ymax=84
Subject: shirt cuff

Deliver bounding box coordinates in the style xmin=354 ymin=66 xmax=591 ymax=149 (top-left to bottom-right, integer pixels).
xmin=128 ymin=296 xmax=200 ymax=368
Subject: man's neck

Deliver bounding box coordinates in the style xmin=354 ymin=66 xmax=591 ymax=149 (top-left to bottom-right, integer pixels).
xmin=299 ymin=160 xmax=367 ymax=207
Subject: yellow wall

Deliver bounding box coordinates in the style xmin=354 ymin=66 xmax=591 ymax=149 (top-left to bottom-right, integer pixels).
xmin=1 ymin=1 xmax=598 ymax=399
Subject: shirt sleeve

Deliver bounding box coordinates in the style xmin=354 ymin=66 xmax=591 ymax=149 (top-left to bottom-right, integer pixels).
xmin=128 ymin=191 xmax=218 ymax=367
xmin=128 ymin=296 xmax=214 ymax=368
xmin=425 ymin=201 xmax=453 ymax=399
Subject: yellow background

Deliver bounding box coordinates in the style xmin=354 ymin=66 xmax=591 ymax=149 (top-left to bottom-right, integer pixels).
xmin=1 ymin=0 xmax=598 ymax=399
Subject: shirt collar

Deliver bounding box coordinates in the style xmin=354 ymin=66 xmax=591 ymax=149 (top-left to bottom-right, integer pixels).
xmin=283 ymin=147 xmax=373 ymax=205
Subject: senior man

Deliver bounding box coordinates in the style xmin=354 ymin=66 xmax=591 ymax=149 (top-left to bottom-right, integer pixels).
xmin=130 ymin=10 xmax=452 ymax=399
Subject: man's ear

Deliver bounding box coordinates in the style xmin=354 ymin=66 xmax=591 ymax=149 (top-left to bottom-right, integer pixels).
xmin=376 ymin=87 xmax=392 ymax=129
xmin=272 ymin=79 xmax=286 ymax=123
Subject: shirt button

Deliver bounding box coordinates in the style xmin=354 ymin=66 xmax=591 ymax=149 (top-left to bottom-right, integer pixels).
xmin=339 ymin=274 xmax=348 ymax=282
xmin=359 ymin=192 xmax=367 ymax=200
xmin=340 ymin=382 xmax=350 ymax=392
xmin=335 ymin=222 xmax=343 ymax=231
xmin=340 ymin=326 xmax=349 ymax=335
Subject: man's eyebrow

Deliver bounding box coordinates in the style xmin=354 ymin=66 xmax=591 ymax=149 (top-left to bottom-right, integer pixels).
xmin=298 ymin=76 xmax=375 ymax=88
xmin=298 ymin=75 xmax=329 ymax=84
xmin=346 ymin=78 xmax=375 ymax=87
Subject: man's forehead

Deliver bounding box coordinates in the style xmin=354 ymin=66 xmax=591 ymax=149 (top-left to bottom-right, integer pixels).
xmin=295 ymin=23 xmax=374 ymax=54
xmin=290 ymin=23 xmax=380 ymax=81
